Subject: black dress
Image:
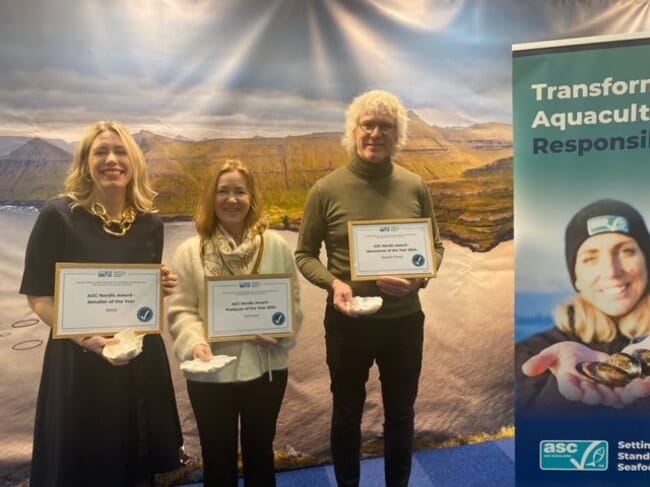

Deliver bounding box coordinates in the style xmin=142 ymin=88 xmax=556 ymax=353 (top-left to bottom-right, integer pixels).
xmin=20 ymin=198 xmax=183 ymax=487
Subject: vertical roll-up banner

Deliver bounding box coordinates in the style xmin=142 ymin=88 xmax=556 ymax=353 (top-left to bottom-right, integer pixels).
xmin=514 ymin=32 xmax=650 ymax=487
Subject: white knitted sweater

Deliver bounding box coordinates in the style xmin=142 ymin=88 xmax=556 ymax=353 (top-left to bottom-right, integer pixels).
xmin=168 ymin=230 xmax=302 ymax=382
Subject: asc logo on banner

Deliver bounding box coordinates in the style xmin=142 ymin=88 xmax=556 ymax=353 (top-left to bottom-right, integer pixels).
xmin=540 ymin=440 xmax=608 ymax=471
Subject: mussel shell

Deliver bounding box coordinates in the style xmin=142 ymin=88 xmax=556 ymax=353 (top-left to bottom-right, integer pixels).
xmin=575 ymin=361 xmax=633 ymax=387
xmin=607 ymin=352 xmax=643 ymax=377
xmin=631 ymin=348 xmax=650 ymax=375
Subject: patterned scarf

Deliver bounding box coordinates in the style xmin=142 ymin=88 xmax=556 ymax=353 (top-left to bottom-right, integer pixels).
xmin=201 ymin=224 xmax=263 ymax=277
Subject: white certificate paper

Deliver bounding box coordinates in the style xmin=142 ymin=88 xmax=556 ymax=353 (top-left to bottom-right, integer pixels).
xmin=205 ymin=274 xmax=294 ymax=342
xmin=348 ymin=218 xmax=437 ymax=280
xmin=53 ymin=263 xmax=162 ymax=338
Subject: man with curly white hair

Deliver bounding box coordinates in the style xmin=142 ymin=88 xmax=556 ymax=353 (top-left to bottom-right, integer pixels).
xmin=296 ymin=89 xmax=444 ymax=486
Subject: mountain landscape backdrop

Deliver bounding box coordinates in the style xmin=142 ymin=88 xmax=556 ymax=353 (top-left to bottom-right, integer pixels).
xmin=0 ymin=111 xmax=512 ymax=252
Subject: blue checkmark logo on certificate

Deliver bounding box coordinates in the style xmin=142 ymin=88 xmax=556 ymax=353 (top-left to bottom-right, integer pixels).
xmin=412 ymin=254 xmax=425 ymax=267
xmin=272 ymin=312 xmax=286 ymax=326
xmin=136 ymin=307 xmax=153 ymax=322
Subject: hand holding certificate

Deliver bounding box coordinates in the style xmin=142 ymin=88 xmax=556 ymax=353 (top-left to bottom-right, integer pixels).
xmin=348 ymin=218 xmax=437 ymax=281
xmin=53 ymin=263 xmax=163 ymax=338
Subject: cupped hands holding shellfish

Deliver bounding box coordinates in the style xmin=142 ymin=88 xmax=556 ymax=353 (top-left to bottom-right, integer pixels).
xmin=522 ymin=341 xmax=622 ymax=407
xmin=523 ymin=338 xmax=650 ymax=408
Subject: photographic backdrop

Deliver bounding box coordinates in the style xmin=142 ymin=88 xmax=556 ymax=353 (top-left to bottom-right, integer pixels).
xmin=1 ymin=0 xmax=649 ymax=483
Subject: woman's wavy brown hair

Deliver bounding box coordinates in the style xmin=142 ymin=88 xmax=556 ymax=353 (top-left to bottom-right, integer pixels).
xmin=194 ymin=159 xmax=267 ymax=239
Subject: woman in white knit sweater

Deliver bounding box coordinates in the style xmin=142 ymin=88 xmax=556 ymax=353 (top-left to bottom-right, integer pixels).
xmin=168 ymin=159 xmax=302 ymax=487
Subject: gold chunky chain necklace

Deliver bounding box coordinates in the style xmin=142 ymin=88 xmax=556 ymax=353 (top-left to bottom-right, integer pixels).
xmin=91 ymin=202 xmax=137 ymax=237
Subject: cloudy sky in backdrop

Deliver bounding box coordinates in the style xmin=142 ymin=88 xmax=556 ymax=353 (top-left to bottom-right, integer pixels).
xmin=1 ymin=0 xmax=649 ymax=141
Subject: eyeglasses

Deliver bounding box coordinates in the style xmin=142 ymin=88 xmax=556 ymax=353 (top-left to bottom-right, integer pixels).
xmin=358 ymin=121 xmax=396 ymax=135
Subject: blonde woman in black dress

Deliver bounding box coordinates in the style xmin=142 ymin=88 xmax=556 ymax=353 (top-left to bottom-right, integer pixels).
xmin=20 ymin=121 xmax=183 ymax=487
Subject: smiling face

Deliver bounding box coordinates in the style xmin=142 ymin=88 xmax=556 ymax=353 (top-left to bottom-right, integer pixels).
xmin=87 ymin=130 xmax=133 ymax=198
xmin=214 ymin=169 xmax=251 ymax=240
xmin=574 ymin=232 xmax=648 ymax=317
xmin=354 ymin=112 xmax=397 ymax=163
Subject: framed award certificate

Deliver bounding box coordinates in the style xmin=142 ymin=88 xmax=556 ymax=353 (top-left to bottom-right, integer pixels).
xmin=53 ymin=263 xmax=163 ymax=338
xmin=348 ymin=218 xmax=437 ymax=281
xmin=205 ymin=274 xmax=294 ymax=342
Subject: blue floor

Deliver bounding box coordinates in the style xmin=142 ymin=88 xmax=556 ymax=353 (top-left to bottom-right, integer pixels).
xmin=181 ymin=439 xmax=514 ymax=487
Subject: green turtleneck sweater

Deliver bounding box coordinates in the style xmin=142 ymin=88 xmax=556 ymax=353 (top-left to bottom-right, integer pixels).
xmin=295 ymin=155 xmax=444 ymax=319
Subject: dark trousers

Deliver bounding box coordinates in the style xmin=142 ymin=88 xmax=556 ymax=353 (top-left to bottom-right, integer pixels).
xmin=325 ymin=307 xmax=424 ymax=487
xmin=187 ymin=370 xmax=288 ymax=487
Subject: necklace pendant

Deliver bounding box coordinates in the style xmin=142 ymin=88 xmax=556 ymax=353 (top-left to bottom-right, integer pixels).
xmin=91 ymin=202 xmax=136 ymax=237
xmin=103 ymin=221 xmax=129 ymax=237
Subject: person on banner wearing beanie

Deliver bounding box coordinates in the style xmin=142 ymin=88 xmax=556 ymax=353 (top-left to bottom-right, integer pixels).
xmin=517 ymin=199 xmax=650 ymax=413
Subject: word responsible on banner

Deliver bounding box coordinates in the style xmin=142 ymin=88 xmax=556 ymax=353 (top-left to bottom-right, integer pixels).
xmin=533 ymin=128 xmax=650 ymax=156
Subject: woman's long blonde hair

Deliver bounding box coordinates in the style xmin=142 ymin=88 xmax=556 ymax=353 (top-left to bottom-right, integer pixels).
xmin=62 ymin=120 xmax=157 ymax=213
xmin=555 ymin=293 xmax=650 ymax=343
xmin=194 ymin=159 xmax=268 ymax=239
